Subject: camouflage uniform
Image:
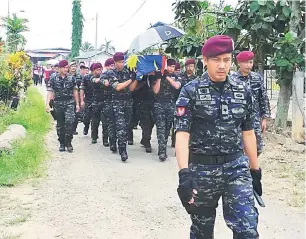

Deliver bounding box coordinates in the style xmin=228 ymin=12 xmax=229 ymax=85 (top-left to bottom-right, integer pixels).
xmin=171 ymin=72 xmax=197 ymax=147
xmin=174 ymin=72 xmax=259 ymax=238
xmin=80 ymin=73 xmax=94 ymax=133
xmin=71 ymin=73 xmax=83 ymax=134
xmin=47 ymin=73 xmax=77 ymax=146
xmin=108 ymin=68 xmax=133 ymax=159
xmin=231 ymin=71 xmax=270 ymax=154
xmin=153 ymin=72 xmax=180 ymax=159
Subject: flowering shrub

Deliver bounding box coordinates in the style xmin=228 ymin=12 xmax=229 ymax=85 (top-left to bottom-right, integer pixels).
xmin=0 ymin=47 xmax=32 ymax=104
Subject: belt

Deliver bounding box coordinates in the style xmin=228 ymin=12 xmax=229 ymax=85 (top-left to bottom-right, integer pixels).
xmin=189 ymin=152 xmax=243 ymax=165
xmin=54 ymin=96 xmax=73 ymax=101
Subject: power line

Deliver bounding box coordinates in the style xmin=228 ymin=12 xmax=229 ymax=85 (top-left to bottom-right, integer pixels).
xmin=118 ymin=0 xmax=147 ymax=29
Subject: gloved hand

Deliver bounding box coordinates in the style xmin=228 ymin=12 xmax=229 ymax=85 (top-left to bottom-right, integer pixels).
xmin=130 ymin=72 xmax=137 ymax=80
xmin=177 ymin=168 xmax=198 ymax=214
xmin=163 ymin=70 xmax=169 ymax=78
xmin=250 ymin=168 xmax=262 ymax=196
xmin=155 ymin=71 xmax=162 ymax=79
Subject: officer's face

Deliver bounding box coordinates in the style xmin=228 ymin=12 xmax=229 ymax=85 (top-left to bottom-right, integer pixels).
xmin=80 ymin=68 xmax=87 ymax=76
xmin=94 ymin=68 xmax=102 ymax=76
xmin=85 ymin=69 xmax=89 ymax=74
xmin=186 ymin=64 xmax=195 ymax=74
xmin=204 ymin=53 xmax=232 ymax=82
xmin=59 ymin=66 xmax=69 ymax=75
xmin=115 ymin=60 xmax=124 ymax=70
xmin=238 ymin=60 xmax=254 ymax=74
xmin=70 ymin=65 xmax=77 ymax=73
xmin=167 ymin=65 xmax=175 ymax=74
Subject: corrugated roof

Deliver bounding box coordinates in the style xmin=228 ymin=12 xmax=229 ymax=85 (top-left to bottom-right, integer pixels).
xmin=26 ymin=52 xmax=58 ymax=58
xmin=74 ymin=51 xmax=113 ymax=59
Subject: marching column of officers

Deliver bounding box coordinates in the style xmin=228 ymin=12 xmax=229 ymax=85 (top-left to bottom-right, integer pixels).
xmin=45 ymin=34 xmax=271 ymax=238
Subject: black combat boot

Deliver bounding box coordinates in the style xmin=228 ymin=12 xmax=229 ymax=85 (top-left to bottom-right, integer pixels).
xmin=159 ymin=153 xmax=167 ymax=162
xmin=145 ymin=142 xmax=152 ymax=153
xmin=103 ymin=136 xmax=110 ymax=147
xmin=91 ymin=138 xmax=97 ymax=144
xmin=119 ymin=148 xmax=128 ymax=162
xmin=83 ymin=124 xmax=89 ymax=135
xmin=59 ymin=143 xmax=65 ymax=152
xmin=110 ymin=144 xmax=117 ymax=153
xmin=66 ymin=136 xmax=73 ymax=153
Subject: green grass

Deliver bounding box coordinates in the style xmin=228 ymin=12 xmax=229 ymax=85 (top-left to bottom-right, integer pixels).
xmin=0 ymin=87 xmax=51 ymax=185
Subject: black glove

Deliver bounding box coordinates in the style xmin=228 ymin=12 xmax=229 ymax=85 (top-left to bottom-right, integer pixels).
xmin=163 ymin=70 xmax=169 ymax=78
xmin=177 ymin=168 xmax=198 ymax=214
xmin=130 ymin=72 xmax=137 ymax=80
xmin=155 ymin=71 xmax=162 ymax=79
xmin=250 ymin=168 xmax=262 ymax=196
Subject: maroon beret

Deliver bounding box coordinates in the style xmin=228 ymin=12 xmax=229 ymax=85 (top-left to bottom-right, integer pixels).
xmin=185 ymin=58 xmax=196 ymax=66
xmin=201 ymin=35 xmax=234 ymax=57
xmin=113 ymin=52 xmax=124 ymax=62
xmin=90 ymin=63 xmax=95 ymax=71
xmin=167 ymin=59 xmax=176 ymax=66
xmin=58 ymin=60 xmax=68 ymax=68
xmin=92 ymin=62 xmax=103 ymax=71
xmin=105 ymin=58 xmax=115 ymax=67
xmin=175 ymin=62 xmax=181 ymax=70
xmin=236 ymin=51 xmax=254 ymax=62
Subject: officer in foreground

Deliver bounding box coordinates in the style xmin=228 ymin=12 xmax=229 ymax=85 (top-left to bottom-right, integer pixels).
xmin=232 ymin=51 xmax=271 ymax=156
xmin=46 ymin=60 xmax=80 ymax=152
xmin=174 ymin=35 xmax=262 ymax=238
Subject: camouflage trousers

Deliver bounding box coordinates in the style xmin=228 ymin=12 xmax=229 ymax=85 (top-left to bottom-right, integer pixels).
xmin=54 ymin=100 xmax=75 ymax=143
xmin=113 ymin=99 xmax=133 ymax=150
xmin=83 ymin=100 xmax=93 ymax=127
xmin=91 ymin=101 xmax=113 ymax=144
xmin=139 ymin=100 xmax=154 ymax=143
xmin=153 ymin=101 xmax=175 ymax=154
xmin=189 ymin=155 xmax=259 ymax=239
xmin=254 ymin=118 xmax=263 ymax=154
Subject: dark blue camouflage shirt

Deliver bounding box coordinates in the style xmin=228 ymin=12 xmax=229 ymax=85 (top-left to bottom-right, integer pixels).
xmin=79 ymin=74 xmax=94 ymax=103
xmin=154 ymin=72 xmax=180 ymax=102
xmin=47 ymin=73 xmax=78 ymax=101
xmin=108 ymin=68 xmax=132 ymax=100
xmin=231 ymin=71 xmax=271 ymax=119
xmin=174 ymin=72 xmax=254 ymax=155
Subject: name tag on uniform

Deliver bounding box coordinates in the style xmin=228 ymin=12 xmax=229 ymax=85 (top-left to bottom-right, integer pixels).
xmin=231 ymin=99 xmax=247 ymax=104
xmin=198 ymin=88 xmax=209 ymax=95
xmin=195 ymin=100 xmax=216 ymax=105
xmin=199 ymin=94 xmax=211 ymax=100
xmin=234 ymin=92 xmax=245 ymax=99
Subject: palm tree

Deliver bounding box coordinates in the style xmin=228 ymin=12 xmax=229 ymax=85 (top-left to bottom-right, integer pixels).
xmin=1 ymin=14 xmax=29 ymax=53
xmin=81 ymin=41 xmax=95 ymax=52
xmin=98 ymin=38 xmax=115 ymax=53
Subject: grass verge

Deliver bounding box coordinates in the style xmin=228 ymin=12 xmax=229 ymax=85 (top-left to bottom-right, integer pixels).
xmin=0 ymin=87 xmax=51 ymax=185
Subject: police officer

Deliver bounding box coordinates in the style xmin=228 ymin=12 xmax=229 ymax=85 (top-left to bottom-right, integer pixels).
xmin=70 ymin=61 xmax=83 ymax=135
xmin=232 ymin=51 xmax=271 ymax=156
xmin=101 ymin=58 xmax=117 ymax=152
xmin=46 ymin=60 xmax=80 ymax=152
xmin=174 ymin=35 xmax=261 ymax=238
xmin=90 ymin=63 xmax=109 ymax=145
xmin=153 ymin=59 xmax=181 ymax=161
xmin=171 ymin=59 xmax=198 ymax=148
xmin=80 ymin=63 xmax=95 ymax=135
xmin=108 ymin=52 xmax=138 ymax=162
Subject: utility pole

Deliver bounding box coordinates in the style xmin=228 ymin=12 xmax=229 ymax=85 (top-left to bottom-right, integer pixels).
xmin=290 ymin=1 xmax=304 ymax=142
xmin=95 ymin=12 xmax=98 ymax=50
xmin=7 ymin=0 xmax=10 ymax=18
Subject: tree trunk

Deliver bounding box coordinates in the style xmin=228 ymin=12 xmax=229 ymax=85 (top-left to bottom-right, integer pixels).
xmin=275 ymin=83 xmax=292 ymax=129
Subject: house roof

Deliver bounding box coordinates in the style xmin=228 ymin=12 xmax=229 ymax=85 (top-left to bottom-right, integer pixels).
xmin=26 ymin=48 xmax=71 ymax=54
xmin=26 ymin=52 xmax=58 ymax=58
xmin=74 ymin=51 xmax=113 ymax=59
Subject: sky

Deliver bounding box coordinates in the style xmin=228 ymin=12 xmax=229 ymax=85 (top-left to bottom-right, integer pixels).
xmin=0 ymin=0 xmax=237 ymax=52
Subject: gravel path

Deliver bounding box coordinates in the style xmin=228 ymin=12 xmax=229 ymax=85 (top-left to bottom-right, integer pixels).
xmin=0 ymin=86 xmax=304 ymax=239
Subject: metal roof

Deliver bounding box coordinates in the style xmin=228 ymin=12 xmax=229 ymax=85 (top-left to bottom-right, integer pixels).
xmin=74 ymin=51 xmax=113 ymax=59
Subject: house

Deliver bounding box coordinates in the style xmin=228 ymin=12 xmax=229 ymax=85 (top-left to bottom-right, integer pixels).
xmin=73 ymin=51 xmax=113 ymax=67
xmin=26 ymin=48 xmax=71 ymax=64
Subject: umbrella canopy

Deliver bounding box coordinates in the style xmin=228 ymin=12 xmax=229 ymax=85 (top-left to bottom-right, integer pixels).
xmin=128 ymin=24 xmax=184 ymax=54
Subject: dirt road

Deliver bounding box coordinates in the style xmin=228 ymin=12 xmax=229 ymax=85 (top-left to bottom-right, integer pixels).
xmin=0 ymin=86 xmax=305 ymax=239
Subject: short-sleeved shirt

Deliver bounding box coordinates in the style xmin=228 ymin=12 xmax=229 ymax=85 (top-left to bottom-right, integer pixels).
xmin=47 ymin=73 xmax=77 ymax=101
xmin=174 ymin=72 xmax=254 ymax=155
xmin=108 ymin=68 xmax=132 ymax=100
xmin=154 ymin=72 xmax=180 ymax=102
